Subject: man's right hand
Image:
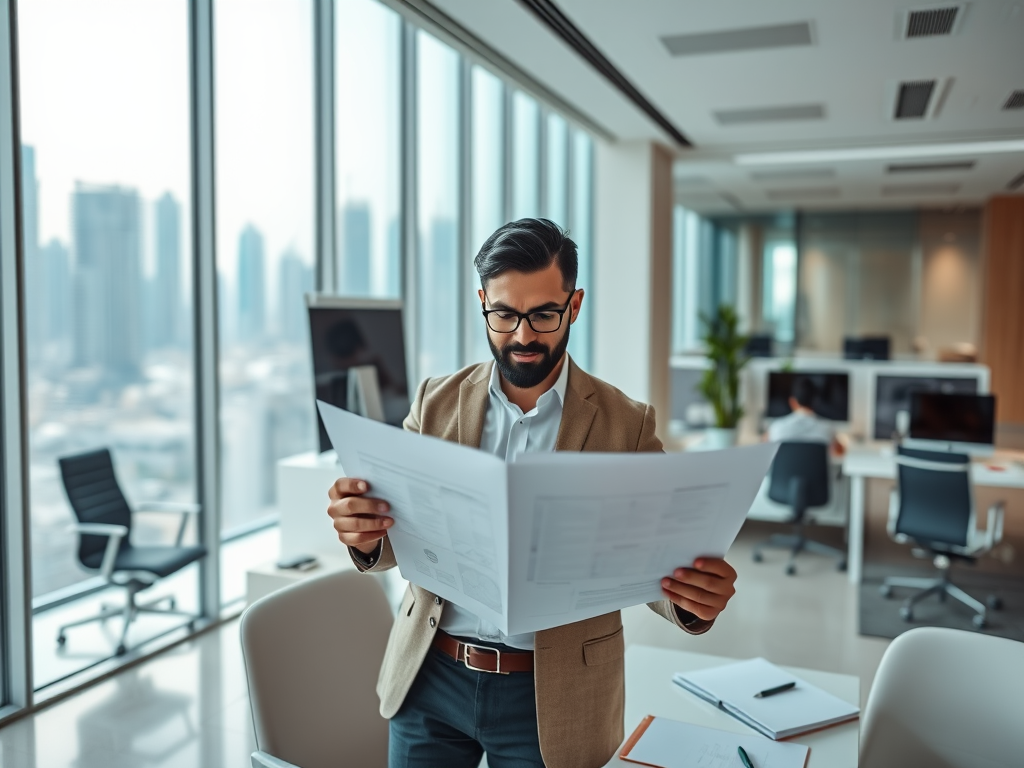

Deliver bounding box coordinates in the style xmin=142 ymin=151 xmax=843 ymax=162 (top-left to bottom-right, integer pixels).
xmin=327 ymin=478 xmax=393 ymax=554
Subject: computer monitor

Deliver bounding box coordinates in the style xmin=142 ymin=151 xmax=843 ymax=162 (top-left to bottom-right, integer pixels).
xmin=872 ymin=375 xmax=979 ymax=441
xmin=843 ymin=336 xmax=891 ymax=361
xmin=766 ymin=371 xmax=850 ymax=422
xmin=745 ymin=334 xmax=773 ymax=358
xmin=905 ymin=392 xmax=996 ymax=456
xmin=308 ymin=295 xmax=410 ymax=453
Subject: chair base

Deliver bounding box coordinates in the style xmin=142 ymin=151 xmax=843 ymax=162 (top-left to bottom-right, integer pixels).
xmin=881 ymin=573 xmax=1001 ymax=629
xmin=56 ymin=580 xmax=199 ymax=656
xmin=753 ymin=529 xmax=847 ymax=576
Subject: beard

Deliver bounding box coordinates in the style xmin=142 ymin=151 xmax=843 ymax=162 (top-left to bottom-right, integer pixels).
xmin=488 ymin=322 xmax=571 ymax=390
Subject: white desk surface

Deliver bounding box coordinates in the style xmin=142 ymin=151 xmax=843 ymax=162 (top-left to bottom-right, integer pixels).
xmin=605 ymin=645 xmax=860 ymax=768
xmin=842 ymin=445 xmax=1024 ymax=488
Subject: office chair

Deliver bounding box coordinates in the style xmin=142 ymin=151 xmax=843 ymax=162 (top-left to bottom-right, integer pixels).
xmin=242 ymin=568 xmax=393 ymax=768
xmin=753 ymin=441 xmax=846 ymax=576
xmin=880 ymin=446 xmax=1003 ymax=628
xmin=860 ymin=627 xmax=1024 ymax=768
xmin=57 ymin=448 xmax=206 ymax=656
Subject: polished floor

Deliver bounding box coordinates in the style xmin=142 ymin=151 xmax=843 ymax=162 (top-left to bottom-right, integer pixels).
xmin=0 ymin=523 xmax=890 ymax=768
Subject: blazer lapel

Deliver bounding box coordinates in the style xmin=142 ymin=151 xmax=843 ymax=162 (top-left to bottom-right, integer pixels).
xmin=555 ymin=358 xmax=597 ymax=452
xmin=457 ymin=362 xmax=491 ymax=448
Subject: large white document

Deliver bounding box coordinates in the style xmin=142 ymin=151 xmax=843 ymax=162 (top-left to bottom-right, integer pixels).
xmin=318 ymin=401 xmax=778 ymax=635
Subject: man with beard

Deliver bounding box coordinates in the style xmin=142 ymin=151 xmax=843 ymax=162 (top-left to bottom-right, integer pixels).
xmin=327 ymin=218 xmax=739 ymax=768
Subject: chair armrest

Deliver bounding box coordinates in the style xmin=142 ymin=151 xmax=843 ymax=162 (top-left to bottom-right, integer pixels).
xmin=886 ymin=489 xmax=901 ymax=541
xmin=68 ymin=523 xmax=128 ymax=579
xmin=984 ymin=501 xmax=1005 ymax=550
xmin=134 ymin=501 xmax=201 ymax=546
xmin=251 ymin=751 xmax=300 ymax=768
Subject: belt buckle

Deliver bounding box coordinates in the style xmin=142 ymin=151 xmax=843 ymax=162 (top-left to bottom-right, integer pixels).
xmin=462 ymin=642 xmax=507 ymax=674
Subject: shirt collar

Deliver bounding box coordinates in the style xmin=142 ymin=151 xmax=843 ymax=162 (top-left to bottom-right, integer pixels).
xmin=488 ymin=354 xmax=570 ymax=412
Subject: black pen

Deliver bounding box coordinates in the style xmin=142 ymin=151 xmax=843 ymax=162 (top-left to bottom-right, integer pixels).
xmin=753 ymin=681 xmax=796 ymax=698
xmin=737 ymin=745 xmax=755 ymax=768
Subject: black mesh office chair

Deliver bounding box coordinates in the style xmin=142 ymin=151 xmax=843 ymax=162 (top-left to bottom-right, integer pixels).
xmin=753 ymin=441 xmax=846 ymax=576
xmin=881 ymin=446 xmax=1004 ymax=629
xmin=57 ymin=448 xmax=207 ymax=655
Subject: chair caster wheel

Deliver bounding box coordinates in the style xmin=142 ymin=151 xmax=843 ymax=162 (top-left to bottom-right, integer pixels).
xmin=972 ymin=615 xmax=987 ymax=629
xmin=752 ymin=552 xmax=763 ymax=563
xmin=116 ymin=644 xmax=127 ymax=656
xmin=899 ymin=606 xmax=913 ymax=622
xmin=56 ymin=634 xmax=66 ymax=647
xmin=880 ymin=585 xmax=893 ymax=598
xmin=837 ymin=560 xmax=847 ymax=572
xmin=987 ymin=596 xmax=1003 ymax=611
xmin=785 ymin=564 xmax=796 ymax=576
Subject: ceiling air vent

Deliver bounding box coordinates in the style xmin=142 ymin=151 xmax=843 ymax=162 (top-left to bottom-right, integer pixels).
xmin=1004 ymin=91 xmax=1024 ymax=110
xmin=895 ymin=80 xmax=936 ymax=119
xmin=887 ymin=161 xmax=975 ymax=173
xmin=882 ymin=183 xmax=960 ymax=196
xmin=905 ymin=6 xmax=961 ymax=37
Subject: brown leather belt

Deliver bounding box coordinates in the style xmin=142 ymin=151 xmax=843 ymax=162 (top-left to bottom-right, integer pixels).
xmin=432 ymin=631 xmax=534 ymax=674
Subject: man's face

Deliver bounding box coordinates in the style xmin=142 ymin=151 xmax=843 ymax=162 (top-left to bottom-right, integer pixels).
xmin=479 ymin=261 xmax=584 ymax=389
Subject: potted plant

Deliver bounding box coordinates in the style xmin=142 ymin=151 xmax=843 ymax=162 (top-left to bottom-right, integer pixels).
xmin=697 ymin=304 xmax=749 ymax=449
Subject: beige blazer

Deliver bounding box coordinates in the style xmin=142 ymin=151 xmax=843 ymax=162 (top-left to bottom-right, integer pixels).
xmin=351 ymin=358 xmax=709 ymax=768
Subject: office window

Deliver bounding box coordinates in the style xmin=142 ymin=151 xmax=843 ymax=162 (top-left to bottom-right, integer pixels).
xmin=763 ymin=243 xmax=797 ymax=344
xmin=510 ymin=91 xmax=540 ymax=220
xmin=466 ymin=65 xmax=505 ymax=366
xmin=415 ymin=31 xmax=461 ymax=380
xmin=544 ymin=113 xmax=568 ymax=226
xmin=215 ymin=1 xmax=316 ymax=559
xmin=335 ymin=0 xmax=401 ymax=298
xmin=567 ymin=129 xmax=593 ymax=369
xmin=18 ymin=0 xmax=198 ymax=683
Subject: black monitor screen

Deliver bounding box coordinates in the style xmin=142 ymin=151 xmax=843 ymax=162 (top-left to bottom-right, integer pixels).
xmin=767 ymin=372 xmax=850 ymax=421
xmin=909 ymin=393 xmax=996 ymax=445
xmin=873 ymin=375 xmax=978 ymax=440
xmin=309 ymin=302 xmax=410 ymax=452
xmin=745 ymin=335 xmax=773 ymax=358
xmin=844 ymin=336 xmax=891 ymax=361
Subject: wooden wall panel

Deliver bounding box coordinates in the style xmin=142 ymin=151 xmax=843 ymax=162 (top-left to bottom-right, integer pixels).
xmin=980 ymin=195 xmax=1024 ymax=425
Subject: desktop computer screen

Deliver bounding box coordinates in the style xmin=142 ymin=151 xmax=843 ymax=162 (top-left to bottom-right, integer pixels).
xmin=308 ymin=296 xmax=410 ymax=453
xmin=872 ymin=375 xmax=979 ymax=441
xmin=908 ymin=392 xmax=996 ymax=448
xmin=766 ymin=371 xmax=850 ymax=422
xmin=843 ymin=336 xmax=891 ymax=361
xmin=745 ymin=334 xmax=773 ymax=358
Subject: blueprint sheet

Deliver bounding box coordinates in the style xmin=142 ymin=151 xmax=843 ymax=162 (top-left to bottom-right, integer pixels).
xmin=319 ymin=401 xmax=778 ymax=634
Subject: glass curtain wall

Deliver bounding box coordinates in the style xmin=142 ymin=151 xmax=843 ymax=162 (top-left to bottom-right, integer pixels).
xmin=544 ymin=113 xmax=568 ymax=225
xmin=18 ymin=0 xmax=198 ymax=686
xmin=567 ymin=130 xmax=593 ymax=368
xmin=415 ymin=31 xmax=462 ymax=380
xmin=214 ymin=1 xmax=316 ymax=600
xmin=335 ymin=0 xmax=402 ymax=299
xmin=510 ymin=91 xmax=540 ymax=221
xmin=466 ymin=65 xmax=506 ymax=365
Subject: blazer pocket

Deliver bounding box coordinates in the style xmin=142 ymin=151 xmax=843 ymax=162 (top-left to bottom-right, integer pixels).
xmin=582 ymin=626 xmax=624 ymax=667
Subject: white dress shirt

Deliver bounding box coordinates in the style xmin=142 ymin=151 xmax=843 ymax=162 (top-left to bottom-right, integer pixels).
xmin=437 ymin=356 xmax=570 ymax=650
xmin=768 ymin=409 xmax=834 ymax=444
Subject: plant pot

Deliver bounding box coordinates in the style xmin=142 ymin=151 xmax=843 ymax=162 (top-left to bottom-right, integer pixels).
xmin=700 ymin=427 xmax=738 ymax=451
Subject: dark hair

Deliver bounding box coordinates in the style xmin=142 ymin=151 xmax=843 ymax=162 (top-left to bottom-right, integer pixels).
xmin=474 ymin=218 xmax=578 ymax=290
xmin=791 ymin=376 xmax=817 ymax=408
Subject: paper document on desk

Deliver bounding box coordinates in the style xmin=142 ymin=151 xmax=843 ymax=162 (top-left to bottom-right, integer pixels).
xmin=318 ymin=401 xmax=778 ymax=634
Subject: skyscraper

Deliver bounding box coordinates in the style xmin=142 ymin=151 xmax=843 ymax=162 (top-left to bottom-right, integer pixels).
xmin=20 ymin=145 xmax=42 ymax=358
xmin=42 ymin=238 xmax=71 ymax=350
xmin=152 ymin=192 xmax=181 ymax=348
xmin=72 ymin=183 xmax=143 ymax=382
xmin=277 ymin=248 xmax=313 ymax=343
xmin=339 ymin=201 xmax=371 ymax=296
xmin=237 ymin=224 xmax=266 ymax=343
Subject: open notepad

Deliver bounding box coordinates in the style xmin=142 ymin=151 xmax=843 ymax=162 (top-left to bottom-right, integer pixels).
xmin=673 ymin=658 xmax=859 ymax=740
xmin=620 ymin=716 xmax=809 ymax=768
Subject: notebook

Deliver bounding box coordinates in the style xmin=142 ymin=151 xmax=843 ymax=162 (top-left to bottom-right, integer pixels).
xmin=673 ymin=658 xmax=859 ymax=740
xmin=620 ymin=715 xmax=810 ymax=768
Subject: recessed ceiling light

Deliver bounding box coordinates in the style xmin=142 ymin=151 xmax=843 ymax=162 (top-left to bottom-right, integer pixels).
xmin=734 ymin=139 xmax=1024 ymax=165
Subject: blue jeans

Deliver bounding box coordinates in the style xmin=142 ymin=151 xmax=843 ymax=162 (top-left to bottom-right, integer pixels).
xmin=388 ymin=644 xmax=545 ymax=768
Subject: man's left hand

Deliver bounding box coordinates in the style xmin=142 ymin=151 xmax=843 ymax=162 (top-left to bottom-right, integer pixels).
xmin=661 ymin=558 xmax=737 ymax=623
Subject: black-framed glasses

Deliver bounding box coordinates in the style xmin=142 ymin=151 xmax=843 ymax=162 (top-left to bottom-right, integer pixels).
xmin=481 ymin=290 xmax=576 ymax=334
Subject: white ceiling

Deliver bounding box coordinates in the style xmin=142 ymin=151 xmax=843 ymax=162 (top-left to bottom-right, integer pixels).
xmin=428 ymin=0 xmax=1024 ymax=212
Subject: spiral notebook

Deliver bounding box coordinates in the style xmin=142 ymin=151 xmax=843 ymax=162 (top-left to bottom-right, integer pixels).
xmin=673 ymin=658 xmax=859 ymax=740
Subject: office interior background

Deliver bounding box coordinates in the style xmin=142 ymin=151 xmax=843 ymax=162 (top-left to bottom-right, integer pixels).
xmin=1 ymin=0 xmax=1023 ymax=765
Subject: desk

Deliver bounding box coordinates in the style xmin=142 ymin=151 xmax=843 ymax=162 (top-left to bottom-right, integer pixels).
xmin=842 ymin=446 xmax=1024 ymax=584
xmin=605 ymin=645 xmax=860 ymax=768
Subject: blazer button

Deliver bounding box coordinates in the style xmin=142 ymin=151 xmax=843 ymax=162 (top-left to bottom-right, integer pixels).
xmin=429 ymin=617 xmax=437 ymax=628
xmin=434 ymin=596 xmax=442 ymax=605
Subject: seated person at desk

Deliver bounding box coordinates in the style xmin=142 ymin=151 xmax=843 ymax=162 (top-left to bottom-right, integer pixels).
xmin=768 ymin=376 xmax=845 ymax=457
xmin=326 ymin=218 xmax=739 ymax=768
